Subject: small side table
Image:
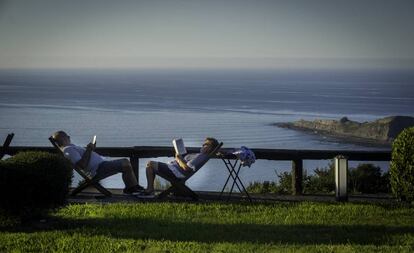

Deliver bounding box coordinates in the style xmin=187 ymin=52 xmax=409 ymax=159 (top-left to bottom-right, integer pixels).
xmin=219 ymin=155 xmax=252 ymax=202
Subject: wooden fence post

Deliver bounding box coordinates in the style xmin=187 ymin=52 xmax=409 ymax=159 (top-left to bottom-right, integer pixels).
xmin=335 ymin=155 xmax=348 ymax=201
xmin=130 ymin=154 xmax=139 ymax=183
xmin=292 ymin=159 xmax=303 ymax=195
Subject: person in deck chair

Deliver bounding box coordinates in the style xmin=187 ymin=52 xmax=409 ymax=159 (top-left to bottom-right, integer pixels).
xmin=142 ymin=137 xmax=219 ymax=198
xmin=52 ymin=131 xmax=144 ymax=195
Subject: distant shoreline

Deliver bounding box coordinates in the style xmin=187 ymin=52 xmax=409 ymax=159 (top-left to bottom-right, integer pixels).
xmin=273 ymin=122 xmax=391 ymax=148
xmin=274 ymin=116 xmax=414 ymax=148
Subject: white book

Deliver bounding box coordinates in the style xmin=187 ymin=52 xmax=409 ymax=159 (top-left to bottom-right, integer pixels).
xmin=172 ymin=138 xmax=187 ymax=155
xmin=91 ymin=135 xmax=97 ymax=146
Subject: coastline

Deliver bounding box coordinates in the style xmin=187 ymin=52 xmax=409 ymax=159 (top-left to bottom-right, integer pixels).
xmin=273 ymin=116 xmax=414 ymax=148
xmin=273 ymin=122 xmax=392 ymax=148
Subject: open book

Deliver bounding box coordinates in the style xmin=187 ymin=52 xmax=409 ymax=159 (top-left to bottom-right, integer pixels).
xmin=172 ymin=138 xmax=187 ymax=155
xmin=92 ymin=135 xmax=97 ymax=146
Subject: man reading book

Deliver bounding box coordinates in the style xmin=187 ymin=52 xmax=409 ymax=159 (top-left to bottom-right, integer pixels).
xmin=52 ymin=131 xmax=144 ymax=195
xmin=141 ymin=137 xmax=219 ymax=197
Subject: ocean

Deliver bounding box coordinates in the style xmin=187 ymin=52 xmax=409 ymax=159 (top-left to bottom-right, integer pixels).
xmin=0 ymin=68 xmax=413 ymax=191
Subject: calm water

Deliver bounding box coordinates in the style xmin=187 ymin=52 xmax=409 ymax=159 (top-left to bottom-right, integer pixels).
xmin=1 ymin=69 xmax=413 ymax=190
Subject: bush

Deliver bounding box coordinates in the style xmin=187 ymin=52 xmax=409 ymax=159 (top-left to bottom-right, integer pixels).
xmin=247 ymin=171 xmax=291 ymax=194
xmin=0 ymin=151 xmax=73 ymax=218
xmin=248 ymin=162 xmax=391 ymax=195
xmin=348 ymin=164 xmax=390 ymax=194
xmin=304 ymin=165 xmax=335 ymax=194
xmin=390 ymin=127 xmax=414 ymax=202
xmin=247 ymin=181 xmax=278 ymax=194
xmin=276 ymin=171 xmax=293 ymax=194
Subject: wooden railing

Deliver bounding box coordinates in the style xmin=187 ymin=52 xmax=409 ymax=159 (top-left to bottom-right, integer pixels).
xmin=4 ymin=146 xmax=391 ymax=195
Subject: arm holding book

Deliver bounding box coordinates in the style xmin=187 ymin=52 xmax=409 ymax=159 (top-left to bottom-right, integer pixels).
xmin=175 ymin=153 xmax=192 ymax=171
xmin=75 ymin=142 xmax=95 ymax=169
xmin=76 ymin=135 xmax=96 ymax=169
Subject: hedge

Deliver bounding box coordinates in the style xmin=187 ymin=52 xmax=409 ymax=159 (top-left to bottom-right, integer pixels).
xmin=0 ymin=151 xmax=73 ymax=218
xmin=390 ymin=127 xmax=414 ymax=202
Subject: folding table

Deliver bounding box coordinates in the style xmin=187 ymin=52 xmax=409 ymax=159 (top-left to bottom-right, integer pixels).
xmin=219 ymin=153 xmax=252 ymax=202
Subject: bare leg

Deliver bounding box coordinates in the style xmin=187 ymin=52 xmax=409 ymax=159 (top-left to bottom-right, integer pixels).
xmin=146 ymin=161 xmax=157 ymax=193
xmin=121 ymin=159 xmax=138 ymax=188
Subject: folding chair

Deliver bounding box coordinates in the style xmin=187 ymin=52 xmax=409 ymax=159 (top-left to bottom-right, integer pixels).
xmin=48 ymin=136 xmax=112 ymax=197
xmin=0 ymin=133 xmax=14 ymax=159
xmin=157 ymin=142 xmax=223 ymax=200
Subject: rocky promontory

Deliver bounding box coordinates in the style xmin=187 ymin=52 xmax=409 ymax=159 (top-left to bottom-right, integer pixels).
xmin=275 ymin=116 xmax=414 ymax=145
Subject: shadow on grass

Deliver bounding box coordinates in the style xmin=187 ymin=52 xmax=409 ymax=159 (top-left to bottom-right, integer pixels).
xmin=2 ymin=216 xmax=413 ymax=245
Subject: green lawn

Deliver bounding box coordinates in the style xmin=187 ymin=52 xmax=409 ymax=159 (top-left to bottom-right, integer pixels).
xmin=1 ymin=201 xmax=413 ymax=252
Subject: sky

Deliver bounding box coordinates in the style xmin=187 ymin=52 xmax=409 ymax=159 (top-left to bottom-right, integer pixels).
xmin=0 ymin=0 xmax=413 ymax=69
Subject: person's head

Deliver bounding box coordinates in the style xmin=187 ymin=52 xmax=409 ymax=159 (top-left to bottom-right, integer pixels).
xmin=200 ymin=137 xmax=219 ymax=154
xmin=52 ymin=130 xmax=71 ymax=147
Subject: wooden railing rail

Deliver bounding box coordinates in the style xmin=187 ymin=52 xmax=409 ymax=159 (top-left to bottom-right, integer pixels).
xmin=5 ymin=146 xmax=391 ymax=160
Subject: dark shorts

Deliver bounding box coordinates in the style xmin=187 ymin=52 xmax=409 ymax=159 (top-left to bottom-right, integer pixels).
xmin=96 ymin=159 xmax=124 ymax=179
xmin=152 ymin=162 xmax=179 ymax=181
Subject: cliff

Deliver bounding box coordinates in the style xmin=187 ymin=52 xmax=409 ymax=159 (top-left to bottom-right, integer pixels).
xmin=275 ymin=116 xmax=414 ymax=145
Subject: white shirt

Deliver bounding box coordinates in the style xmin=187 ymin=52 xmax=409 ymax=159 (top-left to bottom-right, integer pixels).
xmin=62 ymin=144 xmax=104 ymax=176
xmin=167 ymin=153 xmax=210 ymax=179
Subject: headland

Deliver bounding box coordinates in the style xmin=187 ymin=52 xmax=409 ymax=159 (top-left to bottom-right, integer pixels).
xmin=274 ymin=116 xmax=414 ymax=146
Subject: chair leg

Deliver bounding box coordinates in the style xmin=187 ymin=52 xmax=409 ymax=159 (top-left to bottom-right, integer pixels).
xmin=158 ymin=186 xmax=174 ymax=199
xmin=171 ymin=182 xmax=198 ymax=200
xmin=71 ymin=181 xmax=90 ymax=196
xmin=180 ymin=185 xmax=198 ymax=200
xmin=94 ymin=183 xmax=112 ymax=197
xmin=158 ymin=182 xmax=198 ymax=200
xmin=71 ymin=178 xmax=112 ymax=197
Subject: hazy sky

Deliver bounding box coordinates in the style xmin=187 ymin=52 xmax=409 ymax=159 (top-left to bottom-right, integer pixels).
xmin=0 ymin=0 xmax=413 ymax=69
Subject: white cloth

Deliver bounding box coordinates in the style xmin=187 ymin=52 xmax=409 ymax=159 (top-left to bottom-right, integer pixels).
xmin=62 ymin=144 xmax=104 ymax=176
xmin=232 ymin=146 xmax=256 ymax=167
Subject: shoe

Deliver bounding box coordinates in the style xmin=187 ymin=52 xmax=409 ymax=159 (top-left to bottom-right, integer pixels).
xmin=136 ymin=191 xmax=156 ymax=199
xmin=123 ymin=185 xmax=145 ymax=195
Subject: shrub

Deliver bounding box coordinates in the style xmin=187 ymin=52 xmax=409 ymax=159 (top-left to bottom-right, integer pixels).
xmin=154 ymin=178 xmax=171 ymax=190
xmin=0 ymin=151 xmax=73 ymax=218
xmin=303 ymin=165 xmax=335 ymax=194
xmin=304 ymin=163 xmax=390 ymax=194
xmin=248 ymin=162 xmax=391 ymax=195
xmin=276 ymin=171 xmax=293 ymax=194
xmin=348 ymin=163 xmax=390 ymax=194
xmin=247 ymin=181 xmax=278 ymax=194
xmin=390 ymin=127 xmax=414 ymax=202
xmin=247 ymin=171 xmax=292 ymax=194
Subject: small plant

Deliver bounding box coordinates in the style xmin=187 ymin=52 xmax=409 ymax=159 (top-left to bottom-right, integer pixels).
xmin=247 ymin=181 xmax=278 ymax=194
xmin=0 ymin=151 xmax=73 ymax=219
xmin=390 ymin=127 xmax=414 ymax=202
xmin=275 ymin=171 xmax=292 ymax=194
xmin=154 ymin=178 xmax=171 ymax=190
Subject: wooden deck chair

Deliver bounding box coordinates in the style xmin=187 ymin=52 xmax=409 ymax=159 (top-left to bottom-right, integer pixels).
xmin=157 ymin=142 xmax=223 ymax=200
xmin=48 ymin=136 xmax=112 ymax=197
xmin=0 ymin=133 xmax=14 ymax=159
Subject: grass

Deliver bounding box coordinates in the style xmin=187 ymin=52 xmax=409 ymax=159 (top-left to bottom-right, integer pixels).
xmin=1 ymin=201 xmax=413 ymax=252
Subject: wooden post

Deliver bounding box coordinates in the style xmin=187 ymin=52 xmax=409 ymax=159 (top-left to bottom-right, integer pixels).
xmin=292 ymin=159 xmax=303 ymax=195
xmin=130 ymin=154 xmax=139 ymax=182
xmin=335 ymin=155 xmax=348 ymax=201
